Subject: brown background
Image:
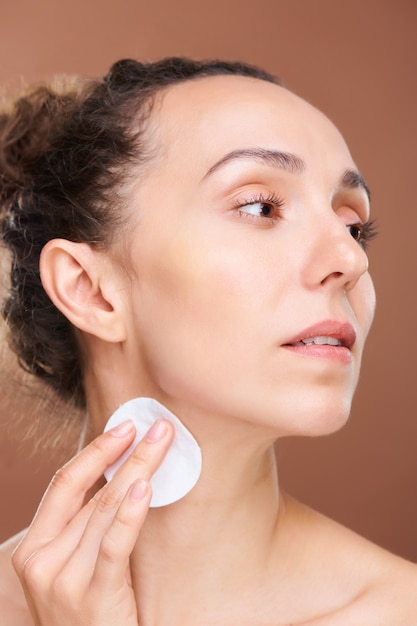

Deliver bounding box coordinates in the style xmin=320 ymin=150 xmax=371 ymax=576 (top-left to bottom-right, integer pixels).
xmin=0 ymin=0 xmax=416 ymax=561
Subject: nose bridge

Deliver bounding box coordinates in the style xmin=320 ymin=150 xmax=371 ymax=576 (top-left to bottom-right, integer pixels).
xmin=302 ymin=207 xmax=369 ymax=290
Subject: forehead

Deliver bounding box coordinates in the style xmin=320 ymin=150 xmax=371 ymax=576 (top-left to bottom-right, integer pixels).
xmin=148 ymin=75 xmax=355 ymax=175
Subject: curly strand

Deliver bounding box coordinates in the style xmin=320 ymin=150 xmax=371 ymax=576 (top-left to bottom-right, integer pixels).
xmin=0 ymin=57 xmax=280 ymax=408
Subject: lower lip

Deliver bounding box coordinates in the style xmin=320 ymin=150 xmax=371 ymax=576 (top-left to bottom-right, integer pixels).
xmin=283 ymin=344 xmax=353 ymax=364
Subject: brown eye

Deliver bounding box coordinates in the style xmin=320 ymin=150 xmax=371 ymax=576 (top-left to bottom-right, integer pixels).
xmin=239 ymin=201 xmax=274 ymax=218
xmin=259 ymin=202 xmax=274 ymax=217
xmin=235 ymin=193 xmax=285 ymax=222
xmin=347 ymin=223 xmax=363 ymax=242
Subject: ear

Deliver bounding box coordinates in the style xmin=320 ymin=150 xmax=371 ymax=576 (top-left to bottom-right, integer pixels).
xmin=40 ymin=239 xmax=127 ymax=342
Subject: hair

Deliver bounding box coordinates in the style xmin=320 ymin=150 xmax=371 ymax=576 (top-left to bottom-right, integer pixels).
xmin=0 ymin=57 xmax=280 ymax=410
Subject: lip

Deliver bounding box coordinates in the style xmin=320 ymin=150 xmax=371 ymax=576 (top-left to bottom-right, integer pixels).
xmin=282 ymin=320 xmax=356 ymax=364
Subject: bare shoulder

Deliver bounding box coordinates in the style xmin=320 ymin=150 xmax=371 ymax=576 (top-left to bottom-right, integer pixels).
xmin=318 ymin=554 xmax=417 ymax=625
xmin=283 ymin=495 xmax=417 ymax=625
xmin=0 ymin=531 xmax=33 ymax=626
xmin=312 ymin=566 xmax=417 ymax=626
xmin=352 ymin=549 xmax=417 ymax=625
xmin=361 ymin=560 xmax=417 ymax=625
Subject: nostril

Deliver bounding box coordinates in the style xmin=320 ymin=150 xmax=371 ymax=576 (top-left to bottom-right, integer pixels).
xmin=321 ymin=271 xmax=343 ymax=286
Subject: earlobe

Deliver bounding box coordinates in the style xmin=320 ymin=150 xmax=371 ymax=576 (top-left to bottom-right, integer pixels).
xmin=39 ymin=239 xmax=127 ymax=343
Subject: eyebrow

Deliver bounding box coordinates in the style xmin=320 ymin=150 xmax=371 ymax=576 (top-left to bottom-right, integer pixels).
xmin=202 ymin=147 xmax=371 ymax=202
xmin=202 ymin=148 xmax=305 ymax=179
xmin=339 ymin=168 xmax=371 ymax=203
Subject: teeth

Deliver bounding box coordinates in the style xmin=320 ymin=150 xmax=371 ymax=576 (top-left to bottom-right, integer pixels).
xmin=293 ymin=336 xmax=342 ymax=347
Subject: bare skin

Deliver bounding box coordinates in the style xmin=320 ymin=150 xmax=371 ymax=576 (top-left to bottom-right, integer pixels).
xmin=1 ymin=493 xmax=417 ymax=625
xmin=1 ymin=75 xmax=416 ymax=624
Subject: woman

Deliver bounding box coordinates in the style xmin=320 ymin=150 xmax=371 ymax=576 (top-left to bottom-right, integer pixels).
xmin=0 ymin=58 xmax=416 ymax=625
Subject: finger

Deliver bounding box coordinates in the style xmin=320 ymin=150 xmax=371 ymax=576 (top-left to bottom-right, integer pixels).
xmin=13 ymin=421 xmax=136 ymax=568
xmin=91 ymin=479 xmax=152 ymax=592
xmin=108 ymin=419 xmax=175 ymax=493
xmin=60 ymin=420 xmax=173 ymax=584
xmin=14 ymin=496 xmax=97 ymax=587
xmin=27 ymin=482 xmax=151 ymax=624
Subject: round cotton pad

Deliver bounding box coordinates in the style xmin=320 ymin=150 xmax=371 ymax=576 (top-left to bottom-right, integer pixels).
xmin=103 ymin=398 xmax=202 ymax=507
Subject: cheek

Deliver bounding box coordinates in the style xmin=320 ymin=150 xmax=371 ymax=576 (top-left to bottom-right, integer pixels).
xmin=130 ymin=229 xmax=279 ymax=391
xmin=140 ymin=227 xmax=274 ymax=327
xmin=130 ymin=242 xmax=235 ymax=402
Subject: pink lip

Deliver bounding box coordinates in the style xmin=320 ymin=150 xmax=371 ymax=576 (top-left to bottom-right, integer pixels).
xmin=284 ymin=320 xmax=356 ymax=349
xmin=282 ymin=320 xmax=356 ymax=364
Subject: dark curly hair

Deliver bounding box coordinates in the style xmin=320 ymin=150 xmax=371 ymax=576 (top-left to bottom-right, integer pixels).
xmin=0 ymin=57 xmax=280 ymax=409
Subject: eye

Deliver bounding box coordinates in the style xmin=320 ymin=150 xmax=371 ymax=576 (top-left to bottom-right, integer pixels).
xmin=240 ymin=201 xmax=274 ymax=218
xmin=347 ymin=219 xmax=378 ymax=250
xmin=347 ymin=223 xmax=363 ymax=242
xmin=234 ymin=193 xmax=284 ymax=222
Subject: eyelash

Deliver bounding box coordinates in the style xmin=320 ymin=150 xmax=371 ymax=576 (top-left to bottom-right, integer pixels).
xmin=233 ymin=193 xmax=285 ymax=223
xmin=234 ymin=193 xmax=378 ymax=250
xmin=347 ymin=219 xmax=378 ymax=250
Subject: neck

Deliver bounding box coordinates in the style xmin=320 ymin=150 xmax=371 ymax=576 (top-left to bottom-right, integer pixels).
xmin=85 ymin=361 xmax=285 ymax=624
xmin=129 ymin=415 xmax=283 ymax=625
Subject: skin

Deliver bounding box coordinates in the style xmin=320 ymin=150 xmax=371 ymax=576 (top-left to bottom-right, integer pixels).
xmin=1 ymin=75 xmax=417 ymax=625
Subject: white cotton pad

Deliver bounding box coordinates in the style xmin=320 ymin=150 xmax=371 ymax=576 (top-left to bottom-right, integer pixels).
xmin=103 ymin=397 xmax=202 ymax=507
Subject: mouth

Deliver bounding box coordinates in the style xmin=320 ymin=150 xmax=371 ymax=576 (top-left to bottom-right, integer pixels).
xmin=283 ymin=321 xmax=356 ymax=362
xmin=289 ymin=335 xmax=344 ymax=347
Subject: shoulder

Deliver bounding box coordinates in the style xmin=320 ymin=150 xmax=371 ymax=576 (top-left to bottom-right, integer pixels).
xmin=0 ymin=531 xmax=33 ymax=626
xmin=314 ymin=566 xmax=417 ymax=625
xmin=280 ymin=495 xmax=417 ymax=625
xmin=363 ymin=561 xmax=417 ymax=625
xmin=318 ymin=554 xmax=417 ymax=625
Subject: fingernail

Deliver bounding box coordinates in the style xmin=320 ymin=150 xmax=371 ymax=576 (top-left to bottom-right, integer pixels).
xmin=108 ymin=420 xmax=135 ymax=437
xmin=145 ymin=420 xmax=167 ymax=443
xmin=130 ymin=479 xmax=149 ymax=502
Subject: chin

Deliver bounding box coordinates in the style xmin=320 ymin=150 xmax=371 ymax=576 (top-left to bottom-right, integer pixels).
xmin=279 ymin=392 xmax=354 ymax=438
xmin=296 ymin=411 xmax=351 ymax=438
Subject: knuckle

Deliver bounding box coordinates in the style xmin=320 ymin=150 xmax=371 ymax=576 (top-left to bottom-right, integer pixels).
xmin=114 ymin=510 xmax=137 ymax=534
xmin=49 ymin=465 xmax=75 ymax=491
xmin=11 ymin=537 xmax=28 ymax=574
xmin=20 ymin=552 xmax=49 ymax=589
xmin=98 ymin=534 xmax=119 ymax=565
xmin=46 ymin=436 xmax=112 ymax=494
xmin=89 ymin=435 xmax=109 ymax=457
xmin=127 ymin=449 xmax=150 ymax=470
xmin=93 ymin=485 xmax=125 ymax=514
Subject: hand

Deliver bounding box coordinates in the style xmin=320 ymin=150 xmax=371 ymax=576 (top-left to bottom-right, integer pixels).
xmin=12 ymin=418 xmax=174 ymax=625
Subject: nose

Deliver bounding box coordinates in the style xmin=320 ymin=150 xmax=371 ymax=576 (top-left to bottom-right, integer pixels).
xmin=302 ymin=213 xmax=369 ymax=292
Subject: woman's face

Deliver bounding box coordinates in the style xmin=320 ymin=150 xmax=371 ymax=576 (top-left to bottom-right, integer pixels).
xmin=118 ymin=75 xmax=375 ymax=437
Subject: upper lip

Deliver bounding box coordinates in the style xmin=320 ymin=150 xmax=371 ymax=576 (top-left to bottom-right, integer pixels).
xmin=283 ymin=320 xmax=357 ymax=349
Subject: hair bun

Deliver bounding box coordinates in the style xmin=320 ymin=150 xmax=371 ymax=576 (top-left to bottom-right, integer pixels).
xmin=0 ymin=57 xmax=279 ymax=409
xmin=0 ymin=87 xmax=74 ymax=213
xmin=104 ymin=59 xmax=148 ymax=91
